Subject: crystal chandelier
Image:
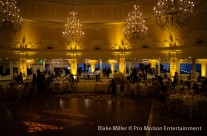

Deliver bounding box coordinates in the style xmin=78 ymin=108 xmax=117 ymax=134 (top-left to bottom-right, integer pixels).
xmin=0 ymin=0 xmax=23 ymax=32
xmin=123 ymin=4 xmax=148 ymax=42
xmin=153 ymin=0 xmax=194 ymax=30
xmin=62 ymin=0 xmax=84 ymax=48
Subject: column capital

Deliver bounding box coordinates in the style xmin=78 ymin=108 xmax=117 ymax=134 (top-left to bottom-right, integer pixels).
xmin=87 ymin=59 xmax=98 ymax=64
xmin=107 ymin=59 xmax=117 ymax=64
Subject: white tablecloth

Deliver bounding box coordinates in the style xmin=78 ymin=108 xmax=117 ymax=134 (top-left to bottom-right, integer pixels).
xmin=169 ymin=94 xmax=207 ymax=118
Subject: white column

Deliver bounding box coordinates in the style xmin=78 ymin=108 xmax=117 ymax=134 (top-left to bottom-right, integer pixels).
xmin=100 ymin=60 xmax=103 ymax=78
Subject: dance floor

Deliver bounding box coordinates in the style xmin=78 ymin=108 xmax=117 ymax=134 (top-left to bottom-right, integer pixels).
xmin=0 ymin=95 xmax=151 ymax=136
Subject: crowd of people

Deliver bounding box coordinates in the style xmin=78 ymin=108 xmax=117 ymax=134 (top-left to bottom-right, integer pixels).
xmin=129 ymin=66 xmax=156 ymax=83
xmin=0 ymin=68 xmax=80 ymax=100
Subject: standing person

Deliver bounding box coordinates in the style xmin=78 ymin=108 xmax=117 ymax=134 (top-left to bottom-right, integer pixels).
xmin=94 ymin=69 xmax=100 ymax=81
xmin=17 ymin=72 xmax=23 ymax=83
xmin=37 ymin=68 xmax=40 ymax=76
xmin=110 ymin=79 xmax=117 ymax=98
xmin=143 ymin=69 xmax=147 ymax=81
xmin=120 ymin=83 xmax=125 ymax=98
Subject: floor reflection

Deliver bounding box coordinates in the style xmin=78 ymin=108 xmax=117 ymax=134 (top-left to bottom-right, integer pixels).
xmin=1 ymin=95 xmax=151 ymax=136
xmin=42 ymin=109 xmax=87 ymax=118
xmin=23 ymin=121 xmax=64 ymax=133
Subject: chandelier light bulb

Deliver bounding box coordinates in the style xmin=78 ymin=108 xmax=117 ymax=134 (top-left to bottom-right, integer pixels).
xmin=153 ymin=0 xmax=194 ymax=30
xmin=63 ymin=10 xmax=84 ymax=48
xmin=123 ymin=4 xmax=148 ymax=42
xmin=0 ymin=0 xmax=23 ymax=32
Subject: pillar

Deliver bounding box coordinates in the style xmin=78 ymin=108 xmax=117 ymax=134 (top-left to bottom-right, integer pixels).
xmin=110 ymin=63 xmax=115 ymax=74
xmin=69 ymin=58 xmax=78 ymax=79
xmin=108 ymin=60 xmax=117 ymax=74
xmin=150 ymin=59 xmax=157 ymax=74
xmin=100 ymin=60 xmax=103 ymax=78
xmin=192 ymin=58 xmax=196 ymax=78
xmin=88 ymin=60 xmax=98 ymax=73
xmin=19 ymin=58 xmax=27 ymax=77
xmin=119 ymin=57 xmax=126 ymax=75
xmin=169 ymin=57 xmax=178 ymax=77
xmin=150 ymin=60 xmax=157 ymax=69
xmin=201 ymin=60 xmax=207 ymax=77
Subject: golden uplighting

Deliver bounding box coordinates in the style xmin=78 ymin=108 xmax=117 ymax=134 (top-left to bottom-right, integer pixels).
xmin=69 ymin=58 xmax=78 ymax=79
xmin=198 ymin=59 xmax=207 ymax=77
xmin=19 ymin=58 xmax=27 ymax=76
xmin=150 ymin=59 xmax=157 ymax=68
xmin=87 ymin=60 xmax=98 ymax=73
xmin=119 ymin=57 xmax=126 ymax=74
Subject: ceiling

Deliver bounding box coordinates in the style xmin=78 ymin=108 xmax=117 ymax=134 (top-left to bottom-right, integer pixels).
xmin=0 ymin=0 xmax=207 ymax=62
xmin=35 ymin=0 xmax=135 ymax=5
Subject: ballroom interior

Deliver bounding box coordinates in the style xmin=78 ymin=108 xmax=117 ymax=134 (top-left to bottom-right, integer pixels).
xmin=0 ymin=0 xmax=207 ymax=78
xmin=0 ymin=0 xmax=207 ymax=136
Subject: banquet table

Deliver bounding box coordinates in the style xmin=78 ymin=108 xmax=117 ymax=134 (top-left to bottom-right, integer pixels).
xmin=84 ymin=73 xmax=95 ymax=80
xmin=169 ymin=94 xmax=207 ymax=118
xmin=52 ymin=81 xmax=71 ymax=93
xmin=130 ymin=83 xmax=152 ymax=96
